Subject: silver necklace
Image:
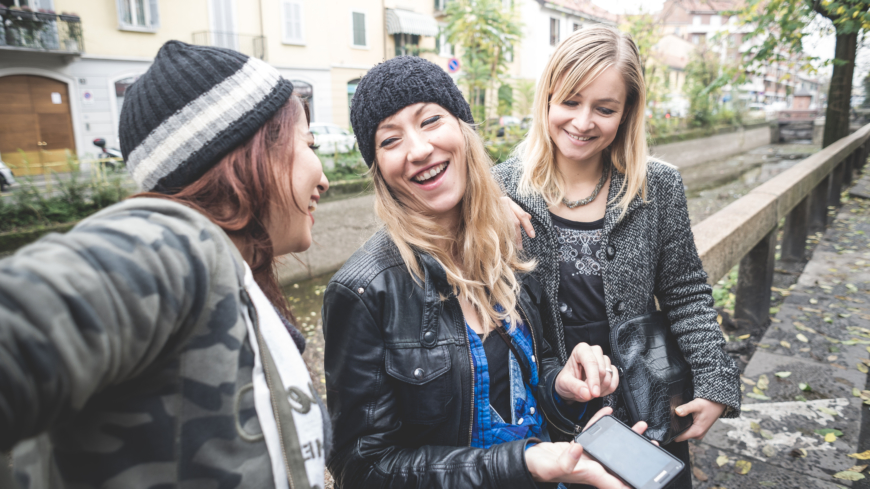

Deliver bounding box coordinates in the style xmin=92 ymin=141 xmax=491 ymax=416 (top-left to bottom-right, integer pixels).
xmin=562 ymin=163 xmax=610 ymax=209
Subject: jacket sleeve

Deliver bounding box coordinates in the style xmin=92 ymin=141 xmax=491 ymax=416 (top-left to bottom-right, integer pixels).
xmin=323 ymin=282 xmax=541 ymax=489
xmin=0 ymin=204 xmax=221 ymax=450
xmin=653 ymin=172 xmax=741 ymax=417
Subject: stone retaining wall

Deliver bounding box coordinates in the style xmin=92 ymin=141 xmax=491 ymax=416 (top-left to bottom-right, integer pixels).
xmin=651 ymin=124 xmax=773 ymax=169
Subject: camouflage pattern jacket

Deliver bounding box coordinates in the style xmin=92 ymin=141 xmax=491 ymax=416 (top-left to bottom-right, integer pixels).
xmin=0 ymin=198 xmax=322 ymax=488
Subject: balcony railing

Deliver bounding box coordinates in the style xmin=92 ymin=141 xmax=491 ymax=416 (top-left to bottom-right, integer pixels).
xmin=191 ymin=31 xmax=266 ymax=61
xmin=0 ymin=8 xmax=84 ymax=54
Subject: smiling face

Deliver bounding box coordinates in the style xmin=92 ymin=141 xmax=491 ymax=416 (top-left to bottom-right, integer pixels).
xmin=374 ymin=102 xmax=467 ymax=229
xmin=548 ymin=66 xmax=627 ymax=169
xmin=268 ymin=101 xmax=329 ymax=256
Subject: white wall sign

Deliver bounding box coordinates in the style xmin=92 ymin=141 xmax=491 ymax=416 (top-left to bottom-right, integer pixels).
xmin=51 ymin=92 xmax=62 ymax=104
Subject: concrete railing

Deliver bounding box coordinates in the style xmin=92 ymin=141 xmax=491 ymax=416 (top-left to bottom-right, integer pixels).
xmin=692 ymin=122 xmax=870 ymax=327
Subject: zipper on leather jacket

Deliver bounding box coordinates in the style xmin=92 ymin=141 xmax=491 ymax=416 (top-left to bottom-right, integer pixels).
xmin=453 ymin=297 xmax=476 ymax=447
xmin=517 ymin=299 xmax=581 ymax=437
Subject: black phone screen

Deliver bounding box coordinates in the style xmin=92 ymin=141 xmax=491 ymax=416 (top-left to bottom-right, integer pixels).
xmin=579 ymin=417 xmax=682 ymax=487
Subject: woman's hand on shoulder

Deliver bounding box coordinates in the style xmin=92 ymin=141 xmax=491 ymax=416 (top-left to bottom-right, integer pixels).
xmin=555 ymin=343 xmax=618 ymax=402
xmin=500 ymin=196 xmax=535 ymax=250
xmin=525 ymin=408 xmax=651 ymax=487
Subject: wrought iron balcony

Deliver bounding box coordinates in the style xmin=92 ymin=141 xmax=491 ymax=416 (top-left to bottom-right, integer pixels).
xmin=191 ymin=31 xmax=266 ymax=61
xmin=0 ymin=7 xmax=84 ymax=54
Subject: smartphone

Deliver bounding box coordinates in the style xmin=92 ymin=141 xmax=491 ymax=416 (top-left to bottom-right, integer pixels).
xmin=574 ymin=415 xmax=685 ymax=489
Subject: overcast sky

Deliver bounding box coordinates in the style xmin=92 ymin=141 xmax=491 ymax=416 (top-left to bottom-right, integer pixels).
xmin=590 ymin=0 xmax=869 ymax=90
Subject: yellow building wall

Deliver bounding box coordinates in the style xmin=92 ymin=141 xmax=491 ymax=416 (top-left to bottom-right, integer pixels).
xmin=55 ymin=0 xmax=213 ymax=58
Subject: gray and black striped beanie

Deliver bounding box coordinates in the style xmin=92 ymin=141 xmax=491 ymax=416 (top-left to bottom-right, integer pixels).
xmin=120 ymin=40 xmax=294 ymax=193
xmin=350 ymin=56 xmax=473 ymax=167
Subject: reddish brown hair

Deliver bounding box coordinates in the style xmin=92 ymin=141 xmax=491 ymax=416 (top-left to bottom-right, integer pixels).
xmin=136 ymin=96 xmax=307 ymax=322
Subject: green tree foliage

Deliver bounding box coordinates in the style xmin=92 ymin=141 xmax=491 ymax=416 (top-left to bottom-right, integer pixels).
xmin=443 ymin=0 xmax=523 ymax=121
xmin=683 ymin=45 xmax=723 ymax=127
xmin=620 ymin=11 xmax=670 ymax=131
xmin=738 ymin=0 xmax=870 ymax=147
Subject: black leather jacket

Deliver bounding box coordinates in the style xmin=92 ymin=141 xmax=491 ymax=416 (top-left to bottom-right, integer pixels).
xmin=322 ymin=230 xmax=581 ymax=488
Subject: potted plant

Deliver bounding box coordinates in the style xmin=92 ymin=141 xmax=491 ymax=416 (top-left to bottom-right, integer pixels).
xmin=35 ymin=8 xmax=55 ymax=22
xmin=59 ymin=11 xmax=80 ymax=22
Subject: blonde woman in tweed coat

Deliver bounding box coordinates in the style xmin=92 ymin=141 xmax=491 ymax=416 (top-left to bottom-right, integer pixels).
xmin=492 ymin=25 xmax=740 ymax=487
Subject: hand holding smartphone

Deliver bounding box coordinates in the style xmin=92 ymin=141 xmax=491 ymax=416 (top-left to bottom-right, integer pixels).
xmin=574 ymin=415 xmax=685 ymax=489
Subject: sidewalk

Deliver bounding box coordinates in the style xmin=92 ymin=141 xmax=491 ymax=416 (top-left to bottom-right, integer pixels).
xmin=690 ymin=171 xmax=870 ymax=487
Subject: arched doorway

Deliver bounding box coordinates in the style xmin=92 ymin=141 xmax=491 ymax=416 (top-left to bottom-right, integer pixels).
xmin=0 ymin=75 xmax=76 ymax=175
xmin=291 ymin=80 xmax=314 ymax=120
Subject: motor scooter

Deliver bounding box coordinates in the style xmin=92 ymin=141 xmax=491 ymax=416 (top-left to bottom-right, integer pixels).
xmin=0 ymin=156 xmax=16 ymax=193
xmin=93 ymin=138 xmax=123 ymax=170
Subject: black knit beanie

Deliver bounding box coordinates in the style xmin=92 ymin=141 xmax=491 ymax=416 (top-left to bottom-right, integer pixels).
xmin=350 ymin=56 xmax=473 ymax=167
xmin=119 ymin=40 xmax=294 ymax=193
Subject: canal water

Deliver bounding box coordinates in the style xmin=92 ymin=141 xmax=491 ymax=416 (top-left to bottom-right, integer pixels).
xmin=287 ymin=142 xmax=822 ymax=394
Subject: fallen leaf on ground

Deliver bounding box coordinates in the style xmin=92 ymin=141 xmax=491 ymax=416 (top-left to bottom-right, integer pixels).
xmin=847 ymin=283 xmax=859 ymax=293
xmin=854 ymin=388 xmax=862 ymax=397
xmin=741 ymin=376 xmax=756 ymax=386
xmin=830 ymin=355 xmax=840 ymax=361
xmin=810 ymin=298 xmax=819 ymax=304
xmin=762 ymin=444 xmax=776 ymax=457
xmin=738 ymin=334 xmax=750 ymax=340
xmin=818 ymin=406 xmax=839 ymax=416
xmin=834 ymin=471 xmax=865 ymax=481
xmin=790 ymin=448 xmax=808 ymax=458
xmin=848 ymin=465 xmax=868 ymax=473
xmin=746 ymin=392 xmax=772 ymax=400
xmin=848 ymin=450 xmax=870 ymax=460
xmin=757 ymin=374 xmax=770 ymax=390
xmin=716 ymin=314 xmax=722 ymax=325
xmin=716 ymin=455 xmax=730 ymax=466
xmin=760 ymin=429 xmax=774 ymax=440
xmin=858 ymin=362 xmax=869 ymax=373
xmin=758 ymin=343 xmax=771 ymax=348
xmin=692 ymin=467 xmax=709 ymax=481
xmin=840 ymin=313 xmax=852 ymax=318
xmin=781 ymin=340 xmax=792 ymax=348
xmin=753 ymin=386 xmax=765 ymax=395
xmin=797 ymin=333 xmax=809 ymax=343
xmin=799 ymin=382 xmax=812 ymax=391
xmin=734 ymin=460 xmax=752 ymax=475
xmin=775 ymin=371 xmax=792 ymax=378
xmin=826 ymin=433 xmax=838 ymax=443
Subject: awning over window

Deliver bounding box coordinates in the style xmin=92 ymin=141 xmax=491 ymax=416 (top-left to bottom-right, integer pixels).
xmin=385 ymin=9 xmax=439 ymax=37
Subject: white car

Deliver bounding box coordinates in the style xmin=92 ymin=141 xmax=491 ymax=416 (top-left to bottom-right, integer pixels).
xmin=310 ymin=123 xmax=356 ymax=154
xmin=0 ymin=156 xmax=16 ymax=192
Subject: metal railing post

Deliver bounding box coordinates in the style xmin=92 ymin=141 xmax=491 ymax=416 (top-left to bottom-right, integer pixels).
xmin=781 ymin=195 xmax=810 ymax=262
xmin=809 ymin=174 xmax=831 ymax=233
xmin=828 ymin=158 xmax=845 ymax=207
xmin=734 ymin=228 xmax=777 ymax=328
xmin=843 ymin=151 xmax=855 ymax=186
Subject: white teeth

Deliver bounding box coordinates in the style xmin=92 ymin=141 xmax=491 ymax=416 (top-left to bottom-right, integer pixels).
xmin=308 ymin=199 xmax=317 ymax=211
xmin=567 ymin=132 xmax=593 ymax=141
xmin=414 ymin=163 xmax=447 ymax=182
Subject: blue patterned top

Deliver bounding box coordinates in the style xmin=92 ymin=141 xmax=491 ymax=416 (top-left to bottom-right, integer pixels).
xmin=467 ymin=316 xmax=548 ymax=449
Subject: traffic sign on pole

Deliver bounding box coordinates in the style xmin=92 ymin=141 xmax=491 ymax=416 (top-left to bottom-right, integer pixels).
xmin=447 ymin=58 xmax=460 ymax=73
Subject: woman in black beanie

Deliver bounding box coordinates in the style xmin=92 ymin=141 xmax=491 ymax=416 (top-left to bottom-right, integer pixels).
xmin=322 ymin=56 xmax=650 ymax=488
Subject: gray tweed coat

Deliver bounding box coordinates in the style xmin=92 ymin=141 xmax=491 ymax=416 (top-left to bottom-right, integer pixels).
xmin=492 ymin=158 xmax=741 ymax=417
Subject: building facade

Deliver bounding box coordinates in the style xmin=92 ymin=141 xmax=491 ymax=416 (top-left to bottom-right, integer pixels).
xmin=0 ymin=0 xmax=450 ymax=167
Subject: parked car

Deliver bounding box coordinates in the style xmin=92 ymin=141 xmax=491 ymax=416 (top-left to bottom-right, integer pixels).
xmin=310 ymin=123 xmax=356 ymax=154
xmin=0 ymin=156 xmax=16 ymax=193
xmin=484 ymin=116 xmax=521 ymax=137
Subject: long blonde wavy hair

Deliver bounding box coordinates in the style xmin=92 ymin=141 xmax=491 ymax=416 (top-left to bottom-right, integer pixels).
xmin=371 ymin=120 xmax=534 ymax=333
xmin=517 ymin=25 xmax=649 ymax=218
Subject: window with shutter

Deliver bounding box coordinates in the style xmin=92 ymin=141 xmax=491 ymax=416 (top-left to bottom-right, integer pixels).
xmin=282 ymin=0 xmax=304 ymax=44
xmin=351 ymin=11 xmax=366 ymax=47
xmin=116 ymin=0 xmax=160 ymax=31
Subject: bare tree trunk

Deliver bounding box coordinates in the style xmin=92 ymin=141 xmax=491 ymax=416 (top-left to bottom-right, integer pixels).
xmin=822 ymin=30 xmax=858 ymax=148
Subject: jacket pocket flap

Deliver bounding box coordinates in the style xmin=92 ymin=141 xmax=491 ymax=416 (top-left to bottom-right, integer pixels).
xmin=385 ymin=345 xmax=452 ymax=385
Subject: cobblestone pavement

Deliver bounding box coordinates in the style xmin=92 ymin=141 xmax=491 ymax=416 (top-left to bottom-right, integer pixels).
xmin=690 ymin=170 xmax=870 ymax=488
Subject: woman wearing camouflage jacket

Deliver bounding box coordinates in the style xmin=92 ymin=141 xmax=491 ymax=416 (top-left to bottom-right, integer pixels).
xmin=0 ymin=42 xmax=330 ymax=489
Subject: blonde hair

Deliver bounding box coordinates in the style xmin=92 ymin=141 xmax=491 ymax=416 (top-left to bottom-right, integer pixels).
xmin=371 ymin=120 xmax=535 ymax=333
xmin=517 ymin=25 xmax=649 ymax=218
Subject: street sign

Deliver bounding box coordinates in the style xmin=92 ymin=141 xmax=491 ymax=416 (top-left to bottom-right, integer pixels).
xmin=447 ymin=58 xmax=460 ymax=73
